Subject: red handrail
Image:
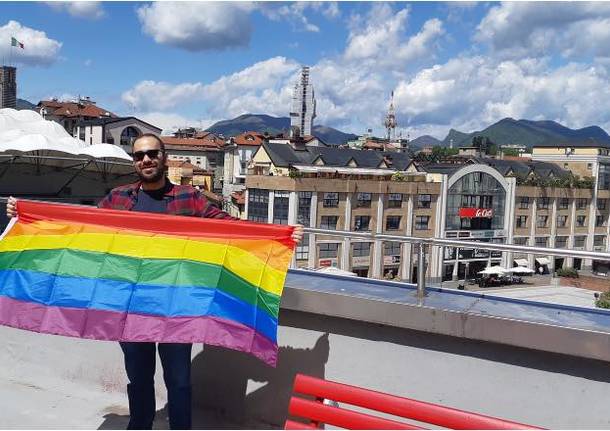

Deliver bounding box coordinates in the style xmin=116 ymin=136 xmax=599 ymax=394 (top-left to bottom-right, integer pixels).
xmin=292 ymin=374 xmax=543 ymax=430
xmin=289 ymin=397 xmax=425 ymax=430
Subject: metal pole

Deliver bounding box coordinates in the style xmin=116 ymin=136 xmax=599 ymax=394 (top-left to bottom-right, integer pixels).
xmin=417 ymin=243 xmax=426 ymax=298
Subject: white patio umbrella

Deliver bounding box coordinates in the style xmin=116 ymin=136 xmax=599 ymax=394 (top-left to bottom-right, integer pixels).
xmin=478 ymin=266 xmax=508 ymax=275
xmin=507 ymin=267 xmax=535 ymax=274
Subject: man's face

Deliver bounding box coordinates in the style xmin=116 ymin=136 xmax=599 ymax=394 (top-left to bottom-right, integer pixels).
xmin=132 ymin=137 xmax=166 ymax=183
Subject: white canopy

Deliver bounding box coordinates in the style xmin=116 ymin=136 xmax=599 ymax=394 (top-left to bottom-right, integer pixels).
xmin=0 ymin=108 xmax=131 ymax=161
xmin=315 ymin=266 xmax=357 ymax=277
xmin=536 ymin=257 xmax=551 ymax=266
xmin=514 ymin=259 xmax=529 ymax=267
xmin=507 ymin=266 xmax=535 ymax=274
xmin=478 ymin=266 xmax=508 ymax=275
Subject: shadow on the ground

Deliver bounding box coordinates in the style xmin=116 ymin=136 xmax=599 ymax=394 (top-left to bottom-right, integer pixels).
xmin=97 ymin=331 xmax=330 ymax=430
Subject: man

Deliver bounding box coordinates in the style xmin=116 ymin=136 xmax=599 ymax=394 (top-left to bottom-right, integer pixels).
xmin=6 ymin=133 xmax=303 ymax=429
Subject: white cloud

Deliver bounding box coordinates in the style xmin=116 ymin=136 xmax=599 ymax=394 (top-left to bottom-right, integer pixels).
xmin=137 ymin=2 xmax=255 ymax=51
xmin=0 ymin=20 xmax=62 ymax=66
xmin=260 ymin=2 xmax=340 ymax=32
xmin=46 ymin=2 xmax=105 ymax=19
xmin=394 ymin=55 xmax=610 ymax=136
xmin=476 ymin=2 xmax=610 ymax=60
xmin=121 ymin=81 xmax=204 ymax=112
xmin=133 ymin=112 xmax=220 ymax=136
xmin=344 ymin=5 xmax=444 ymax=67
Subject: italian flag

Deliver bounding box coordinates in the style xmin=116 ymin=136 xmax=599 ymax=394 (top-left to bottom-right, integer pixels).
xmin=10 ymin=37 xmax=24 ymax=49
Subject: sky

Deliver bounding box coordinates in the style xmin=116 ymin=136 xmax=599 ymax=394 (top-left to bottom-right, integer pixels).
xmin=3 ymin=1 xmax=610 ymax=139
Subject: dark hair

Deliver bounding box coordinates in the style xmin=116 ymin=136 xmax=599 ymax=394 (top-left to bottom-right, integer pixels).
xmin=133 ymin=133 xmax=165 ymax=152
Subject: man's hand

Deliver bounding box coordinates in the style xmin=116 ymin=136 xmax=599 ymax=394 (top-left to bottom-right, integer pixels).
xmin=291 ymin=224 xmax=304 ymax=245
xmin=6 ymin=196 xmax=16 ymax=219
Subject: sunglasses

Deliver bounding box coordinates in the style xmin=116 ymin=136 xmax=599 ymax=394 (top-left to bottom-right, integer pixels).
xmin=133 ymin=149 xmax=163 ymax=161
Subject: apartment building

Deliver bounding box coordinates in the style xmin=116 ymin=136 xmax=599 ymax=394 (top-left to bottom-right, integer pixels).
xmin=245 ymin=142 xmax=610 ymax=281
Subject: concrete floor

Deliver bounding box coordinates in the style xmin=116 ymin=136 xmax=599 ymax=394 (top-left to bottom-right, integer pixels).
xmin=483 ymin=285 xmax=599 ymax=309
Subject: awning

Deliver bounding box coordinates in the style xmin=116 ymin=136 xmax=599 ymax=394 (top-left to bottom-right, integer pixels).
xmin=515 ymin=259 xmax=529 ymax=267
xmin=536 ymin=257 xmax=551 ymax=265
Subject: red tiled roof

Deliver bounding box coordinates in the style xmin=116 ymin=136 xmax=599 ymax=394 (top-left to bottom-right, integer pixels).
xmin=202 ymin=189 xmax=222 ymax=204
xmin=37 ymin=100 xmax=117 ymax=118
xmin=167 ymin=159 xmax=195 ymax=169
xmin=234 ymin=131 xmax=265 ymax=146
xmin=502 ymin=156 xmax=530 ymax=161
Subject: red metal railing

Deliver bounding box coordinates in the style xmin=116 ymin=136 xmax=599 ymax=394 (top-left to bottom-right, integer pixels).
xmin=287 ymin=374 xmax=543 ymax=430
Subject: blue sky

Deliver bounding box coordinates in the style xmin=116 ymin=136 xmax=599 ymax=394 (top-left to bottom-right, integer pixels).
xmin=3 ymin=1 xmax=610 ymax=139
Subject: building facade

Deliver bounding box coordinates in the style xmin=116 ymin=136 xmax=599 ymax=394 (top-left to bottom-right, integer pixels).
xmin=38 ymin=98 xmax=117 ymax=135
xmin=73 ymin=117 xmax=161 ymax=149
xmin=245 ymin=143 xmax=610 ymax=281
xmin=0 ymin=66 xmax=16 ymax=109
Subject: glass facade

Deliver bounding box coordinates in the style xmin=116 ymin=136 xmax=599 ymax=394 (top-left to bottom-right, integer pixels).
xmin=446 ymin=172 xmax=506 ymax=231
xmin=297 ymin=191 xmax=311 ymax=226
xmin=273 ymin=191 xmax=289 ymax=224
xmin=247 ymin=189 xmax=268 ymax=222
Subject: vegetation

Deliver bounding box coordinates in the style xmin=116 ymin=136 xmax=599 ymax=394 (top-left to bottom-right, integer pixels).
xmin=288 ymin=168 xmax=303 ymax=179
xmin=391 ymin=172 xmax=407 ymax=182
xmin=509 ymin=173 xmax=594 ymax=189
xmin=431 ymin=146 xmax=459 ymax=158
xmin=502 ymin=148 xmax=520 ymax=157
xmin=557 ymin=267 xmax=579 ymax=278
xmin=595 ymin=291 xmax=610 ymax=309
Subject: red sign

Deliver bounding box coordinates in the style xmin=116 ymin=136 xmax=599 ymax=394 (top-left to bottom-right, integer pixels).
xmin=459 ymin=208 xmax=493 ymax=218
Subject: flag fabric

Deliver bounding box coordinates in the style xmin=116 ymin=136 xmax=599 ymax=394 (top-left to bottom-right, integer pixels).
xmin=10 ymin=37 xmax=24 ymax=49
xmin=0 ymin=200 xmax=295 ymax=366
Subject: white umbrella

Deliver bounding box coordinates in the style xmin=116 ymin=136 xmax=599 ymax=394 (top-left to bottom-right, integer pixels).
xmin=478 ymin=266 xmax=508 ymax=275
xmin=507 ymin=267 xmax=535 ymax=274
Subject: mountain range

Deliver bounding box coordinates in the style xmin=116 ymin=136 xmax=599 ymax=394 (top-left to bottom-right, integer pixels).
xmin=205 ymin=114 xmax=357 ymax=146
xmin=439 ymin=118 xmax=610 ymax=149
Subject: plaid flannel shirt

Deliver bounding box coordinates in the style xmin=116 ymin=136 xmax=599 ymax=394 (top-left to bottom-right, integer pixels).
xmin=98 ymin=179 xmax=236 ymax=220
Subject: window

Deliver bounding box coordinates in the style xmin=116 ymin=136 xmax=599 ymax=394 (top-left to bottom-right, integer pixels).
xmin=418 ymin=194 xmax=432 ymax=208
xmin=513 ymin=237 xmax=528 ymax=245
xmin=323 ymin=192 xmax=339 ymax=207
xmin=388 ymin=193 xmax=402 ymax=208
xmin=574 ymin=236 xmax=586 ymax=248
xmin=587 ymin=163 xmax=593 ymax=170
xmin=273 ymin=191 xmax=289 ymax=224
xmin=516 ymin=215 xmax=528 ymax=228
xmin=557 ymin=215 xmax=568 ymax=227
xmin=353 ymin=242 xmax=371 ymax=257
xmin=519 ymin=197 xmax=530 ymax=209
xmin=295 ymin=234 xmax=309 ymax=260
xmin=247 ymin=189 xmax=268 ymax=222
xmin=320 ymin=216 xmax=338 ymax=230
xmin=594 ymin=235 xmax=606 ymax=247
xmin=297 ymin=191 xmax=311 ymax=226
xmin=480 ymin=195 xmax=493 ymax=208
xmin=559 ymin=198 xmax=569 ymax=209
xmin=461 ymin=195 xmax=476 ymax=207
xmin=386 ymin=216 xmax=401 ymax=230
xmin=319 ymin=243 xmax=339 ymax=258
xmin=79 ymin=127 xmax=85 ymax=141
xmin=576 ymin=215 xmax=587 ymax=227
xmin=598 ymin=199 xmax=607 ymax=210
xmin=564 ymin=163 xmax=569 ymax=169
xmin=536 ymin=215 xmax=548 ymax=228
xmin=415 ymin=216 xmax=429 ymax=230
xmin=556 ymin=236 xmax=568 ymax=248
xmin=537 ymin=197 xmax=550 ymax=210
xmin=596 ymin=215 xmax=606 ymax=227
xmin=354 ymin=216 xmax=370 ymax=231
xmin=357 ymin=192 xmax=372 ymax=208
xmin=535 ymin=237 xmax=548 ymax=247
xmin=577 ymin=198 xmax=588 ymax=210
xmin=120 ymin=126 xmax=141 ymax=147
xmin=384 ymin=241 xmax=401 ymax=256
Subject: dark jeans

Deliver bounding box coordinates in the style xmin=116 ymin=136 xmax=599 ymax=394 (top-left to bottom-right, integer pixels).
xmin=120 ymin=342 xmax=193 ymax=430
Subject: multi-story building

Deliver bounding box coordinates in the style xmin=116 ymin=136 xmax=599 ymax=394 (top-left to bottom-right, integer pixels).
xmin=161 ymin=132 xmax=225 ymax=192
xmin=245 ymin=142 xmax=610 ymax=281
xmin=289 ymin=66 xmax=316 ymax=138
xmin=73 ymin=117 xmax=161 ymax=150
xmin=0 ymin=66 xmax=16 ymax=109
xmin=37 ymin=97 xmax=117 ymax=135
xmin=222 ymin=131 xmax=265 ymax=196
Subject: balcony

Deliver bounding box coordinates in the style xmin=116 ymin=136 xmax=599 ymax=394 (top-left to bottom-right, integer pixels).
xmin=3 ymin=223 xmax=610 ymax=429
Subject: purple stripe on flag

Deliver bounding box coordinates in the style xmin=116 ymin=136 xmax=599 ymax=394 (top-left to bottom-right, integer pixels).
xmin=0 ymin=296 xmax=278 ymax=366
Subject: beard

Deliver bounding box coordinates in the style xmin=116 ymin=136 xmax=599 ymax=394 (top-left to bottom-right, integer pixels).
xmin=137 ymin=163 xmax=165 ymax=183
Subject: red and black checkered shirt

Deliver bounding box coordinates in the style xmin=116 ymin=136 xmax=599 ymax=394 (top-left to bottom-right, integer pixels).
xmin=98 ymin=179 xmax=236 ymax=220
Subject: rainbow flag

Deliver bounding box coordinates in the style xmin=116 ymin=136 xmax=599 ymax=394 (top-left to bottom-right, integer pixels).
xmin=0 ymin=200 xmax=295 ymax=366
